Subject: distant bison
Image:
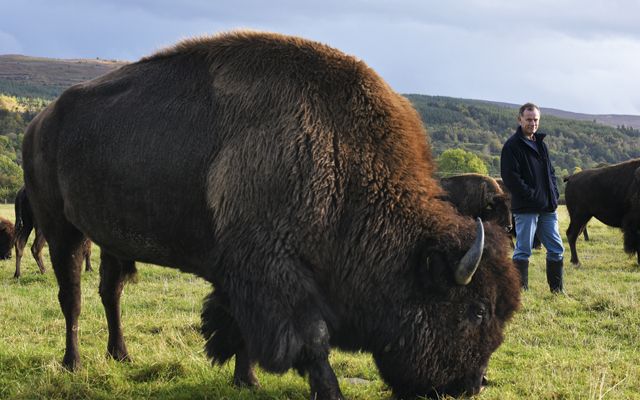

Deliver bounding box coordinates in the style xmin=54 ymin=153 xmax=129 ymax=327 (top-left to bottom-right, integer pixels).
xmin=565 ymin=159 xmax=640 ymax=266
xmin=0 ymin=216 xmax=15 ymax=260
xmin=440 ymin=173 xmax=512 ymax=232
xmin=22 ymin=31 xmax=520 ymax=399
xmin=13 ymin=186 xmax=92 ymax=278
xmin=496 ymin=177 xmax=544 ymax=249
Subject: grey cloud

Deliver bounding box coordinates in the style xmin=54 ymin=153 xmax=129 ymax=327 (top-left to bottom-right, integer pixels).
xmin=0 ymin=0 xmax=638 ymax=114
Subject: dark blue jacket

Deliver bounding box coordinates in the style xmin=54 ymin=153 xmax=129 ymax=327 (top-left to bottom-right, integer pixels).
xmin=500 ymin=127 xmax=559 ymax=213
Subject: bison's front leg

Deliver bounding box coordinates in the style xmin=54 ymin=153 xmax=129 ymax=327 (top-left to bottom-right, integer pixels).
xmin=99 ymin=252 xmax=136 ymax=361
xmin=295 ymin=319 xmax=344 ymax=400
xmin=234 ymin=347 xmax=260 ymax=388
xmin=306 ymin=356 xmax=343 ymax=400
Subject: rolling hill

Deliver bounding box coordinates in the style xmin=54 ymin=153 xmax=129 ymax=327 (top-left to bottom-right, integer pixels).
xmin=0 ymin=54 xmax=127 ymax=98
xmin=1 ymin=53 xmax=639 ymax=181
xmin=2 ymin=54 xmax=638 ymax=129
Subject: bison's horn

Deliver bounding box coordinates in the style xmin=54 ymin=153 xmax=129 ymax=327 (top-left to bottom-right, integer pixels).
xmin=454 ymin=218 xmax=485 ymax=285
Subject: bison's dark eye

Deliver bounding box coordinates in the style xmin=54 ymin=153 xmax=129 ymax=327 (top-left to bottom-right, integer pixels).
xmin=475 ymin=307 xmax=486 ymax=323
xmin=468 ymin=303 xmax=487 ymax=326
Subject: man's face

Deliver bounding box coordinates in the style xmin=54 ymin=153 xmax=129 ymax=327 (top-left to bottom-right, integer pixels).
xmin=518 ymin=108 xmax=540 ymax=137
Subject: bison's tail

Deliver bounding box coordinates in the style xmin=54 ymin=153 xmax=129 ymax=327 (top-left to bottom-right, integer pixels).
xmin=201 ymin=290 xmax=244 ymax=365
xmin=12 ymin=187 xmax=28 ymax=247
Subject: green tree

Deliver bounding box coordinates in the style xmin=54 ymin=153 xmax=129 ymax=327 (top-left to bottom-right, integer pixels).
xmin=437 ymin=148 xmax=488 ymax=176
xmin=0 ymin=94 xmax=23 ymax=112
xmin=0 ymin=154 xmax=23 ymax=202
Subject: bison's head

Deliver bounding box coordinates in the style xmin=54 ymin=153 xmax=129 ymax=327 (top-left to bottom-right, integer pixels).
xmin=370 ymin=219 xmax=520 ymax=398
xmin=480 ymin=193 xmax=512 ymax=233
xmin=0 ymin=220 xmax=14 ymax=260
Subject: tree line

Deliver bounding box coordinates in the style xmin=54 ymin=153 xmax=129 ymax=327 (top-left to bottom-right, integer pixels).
xmin=0 ymin=91 xmax=638 ymax=202
xmin=407 ymin=94 xmax=640 ymax=179
xmin=0 ymin=94 xmax=47 ymax=202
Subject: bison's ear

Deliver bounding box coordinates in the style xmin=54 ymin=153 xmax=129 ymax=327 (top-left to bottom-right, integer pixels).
xmin=481 ymin=181 xmax=492 ymax=203
xmin=416 ymin=219 xmax=484 ymax=289
xmin=489 ymin=194 xmax=505 ymax=208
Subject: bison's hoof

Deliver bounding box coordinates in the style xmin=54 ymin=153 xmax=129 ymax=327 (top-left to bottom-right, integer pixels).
xmin=108 ymin=345 xmax=131 ymax=362
xmin=62 ymin=355 xmax=81 ymax=371
xmin=233 ymin=374 xmax=261 ymax=389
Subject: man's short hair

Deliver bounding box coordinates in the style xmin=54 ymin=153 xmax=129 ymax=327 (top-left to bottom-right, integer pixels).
xmin=519 ymin=102 xmax=540 ymax=116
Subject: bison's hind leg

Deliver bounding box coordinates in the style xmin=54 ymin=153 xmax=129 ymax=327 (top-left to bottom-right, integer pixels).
xmin=46 ymin=226 xmax=87 ymax=370
xmin=13 ymin=221 xmax=32 ymax=278
xmin=31 ymin=228 xmax=47 ymax=274
xmin=622 ymin=212 xmax=640 ymax=265
xmin=99 ymin=251 xmax=137 ymax=362
xmin=566 ymin=213 xmax=590 ymax=266
xmin=201 ymin=290 xmax=260 ymax=388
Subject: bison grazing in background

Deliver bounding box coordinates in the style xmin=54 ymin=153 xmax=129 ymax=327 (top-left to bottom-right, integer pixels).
xmin=22 ymin=31 xmax=520 ymax=399
xmin=565 ymin=159 xmax=640 ymax=266
xmin=0 ymin=216 xmax=15 ymax=260
xmin=13 ymin=186 xmax=93 ymax=278
xmin=440 ymin=173 xmax=512 ymax=232
xmin=496 ymin=177 xmax=545 ymax=249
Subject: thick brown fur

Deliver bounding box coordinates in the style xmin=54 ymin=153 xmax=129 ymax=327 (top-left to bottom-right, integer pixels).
xmin=565 ymin=158 xmax=640 ymax=265
xmin=440 ymin=173 xmax=512 ymax=232
xmin=22 ymin=31 xmax=520 ymax=399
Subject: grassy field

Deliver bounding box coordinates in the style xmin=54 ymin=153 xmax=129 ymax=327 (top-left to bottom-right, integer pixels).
xmin=0 ymin=204 xmax=638 ymax=399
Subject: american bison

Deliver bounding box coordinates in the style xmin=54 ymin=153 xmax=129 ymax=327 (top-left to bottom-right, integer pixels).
xmin=13 ymin=186 xmax=92 ymax=278
xmin=440 ymin=173 xmax=512 ymax=232
xmin=22 ymin=31 xmax=520 ymax=399
xmin=565 ymin=159 xmax=640 ymax=266
xmin=0 ymin=216 xmax=15 ymax=260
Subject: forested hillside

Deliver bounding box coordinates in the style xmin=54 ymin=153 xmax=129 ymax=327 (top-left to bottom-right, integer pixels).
xmin=1 ymin=56 xmax=639 ymax=201
xmin=407 ymin=94 xmax=640 ymax=179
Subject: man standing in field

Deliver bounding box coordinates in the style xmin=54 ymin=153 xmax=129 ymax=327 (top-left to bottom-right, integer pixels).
xmin=500 ymin=102 xmax=565 ymax=293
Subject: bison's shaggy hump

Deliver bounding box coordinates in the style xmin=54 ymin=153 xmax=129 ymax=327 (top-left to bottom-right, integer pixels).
xmin=145 ymin=30 xmax=440 ymax=196
xmin=22 ymin=30 xmax=520 ymax=399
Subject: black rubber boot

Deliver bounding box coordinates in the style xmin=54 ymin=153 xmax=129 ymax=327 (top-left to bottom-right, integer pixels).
xmin=513 ymin=259 xmax=529 ymax=290
xmin=546 ymin=259 xmax=564 ymax=293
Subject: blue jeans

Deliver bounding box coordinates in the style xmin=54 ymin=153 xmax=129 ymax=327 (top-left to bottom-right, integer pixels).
xmin=513 ymin=211 xmax=564 ymax=262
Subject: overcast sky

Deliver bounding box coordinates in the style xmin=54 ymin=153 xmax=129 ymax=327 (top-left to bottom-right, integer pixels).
xmin=1 ymin=0 xmax=639 ymax=115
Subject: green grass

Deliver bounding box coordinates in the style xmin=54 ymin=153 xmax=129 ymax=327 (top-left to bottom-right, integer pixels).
xmin=1 ymin=204 xmax=638 ymax=399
